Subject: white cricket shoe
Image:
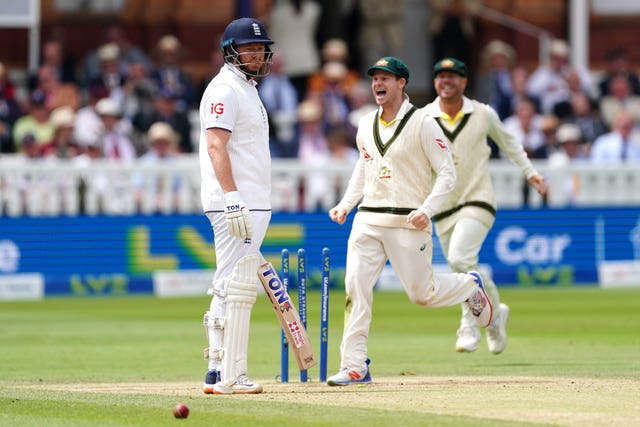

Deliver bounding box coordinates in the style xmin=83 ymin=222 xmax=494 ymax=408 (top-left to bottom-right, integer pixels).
xmin=486 ymin=303 xmax=510 ymax=354
xmin=327 ymin=359 xmax=372 ymax=386
xmin=466 ymin=271 xmax=493 ymax=327
xmin=455 ymin=325 xmax=481 ymax=352
xmin=212 ymin=374 xmax=263 ymax=394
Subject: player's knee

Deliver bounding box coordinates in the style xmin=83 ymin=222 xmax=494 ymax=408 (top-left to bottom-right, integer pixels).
xmin=406 ymin=286 xmax=434 ymax=306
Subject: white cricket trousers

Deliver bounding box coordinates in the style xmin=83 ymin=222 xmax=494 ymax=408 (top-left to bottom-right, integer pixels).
xmin=339 ymin=220 xmax=479 ymax=372
xmin=436 ymin=216 xmax=501 ymax=329
xmin=205 ymin=210 xmax=271 ymax=371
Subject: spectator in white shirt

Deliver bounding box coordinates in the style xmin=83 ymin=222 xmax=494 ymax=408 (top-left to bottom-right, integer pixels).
xmin=526 ymin=39 xmax=593 ymax=114
xmin=591 ymin=110 xmax=640 ymax=163
xmin=95 ymin=97 xmax=135 ymax=162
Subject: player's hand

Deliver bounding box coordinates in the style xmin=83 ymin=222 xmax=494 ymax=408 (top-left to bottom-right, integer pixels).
xmin=329 ymin=206 xmax=348 ymax=224
xmin=224 ymin=191 xmax=253 ymax=239
xmin=528 ymin=174 xmax=548 ymax=196
xmin=407 ymin=209 xmax=430 ymax=230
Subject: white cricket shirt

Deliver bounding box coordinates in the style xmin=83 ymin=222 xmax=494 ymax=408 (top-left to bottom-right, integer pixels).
xmin=199 ymin=64 xmax=271 ymax=212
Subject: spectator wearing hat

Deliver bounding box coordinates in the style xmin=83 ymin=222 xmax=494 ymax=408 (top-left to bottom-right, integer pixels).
xmin=95 ymin=97 xmax=135 ymax=162
xmin=316 ymin=61 xmax=352 ymax=132
xmin=141 ymin=121 xmax=180 ymax=160
xmin=135 ymin=122 xmax=182 ymax=213
xmin=12 ymin=90 xmax=55 ymax=153
xmin=87 ymin=42 xmax=127 ymax=106
xmin=526 ymin=39 xmax=593 ymax=114
xmin=297 ymin=99 xmax=331 ymax=210
xmin=297 ymin=99 xmax=328 ymax=160
xmin=548 ymin=123 xmax=586 ymax=205
xmin=131 ymin=87 xmax=193 ymax=154
xmin=150 ymin=35 xmax=196 ymax=111
xmin=83 ymin=23 xmax=150 ymax=84
xmin=307 ymin=38 xmax=361 ymax=96
xmin=474 ymin=40 xmax=517 ymax=120
xmin=423 ymin=57 xmax=548 ymax=356
xmin=41 ymin=106 xmax=82 ymax=159
xmin=551 ymin=123 xmax=586 ymax=164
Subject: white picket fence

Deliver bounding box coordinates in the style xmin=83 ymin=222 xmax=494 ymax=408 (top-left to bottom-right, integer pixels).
xmin=1 ymin=155 xmax=639 ymax=216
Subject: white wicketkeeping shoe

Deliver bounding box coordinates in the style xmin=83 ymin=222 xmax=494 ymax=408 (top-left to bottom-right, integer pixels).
xmin=486 ymin=303 xmax=510 ymax=354
xmin=327 ymin=359 xmax=372 ymax=386
xmin=212 ymin=374 xmax=263 ymax=394
xmin=455 ymin=325 xmax=481 ymax=352
xmin=466 ymin=271 xmax=493 ymax=327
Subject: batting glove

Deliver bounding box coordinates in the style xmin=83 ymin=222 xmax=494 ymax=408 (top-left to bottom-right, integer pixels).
xmin=223 ymin=191 xmax=253 ymax=239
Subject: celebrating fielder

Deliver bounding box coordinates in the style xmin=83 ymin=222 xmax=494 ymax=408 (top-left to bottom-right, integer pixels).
xmin=198 ymin=17 xmax=274 ymax=395
xmin=423 ymin=58 xmax=548 ymax=354
xmin=327 ymin=57 xmax=493 ymax=386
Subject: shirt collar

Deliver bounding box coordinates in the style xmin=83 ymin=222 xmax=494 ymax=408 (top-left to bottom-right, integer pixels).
xmin=377 ymin=93 xmax=412 ymax=126
xmin=222 ymin=63 xmax=258 ymax=87
xmin=429 ymin=95 xmax=474 ymax=117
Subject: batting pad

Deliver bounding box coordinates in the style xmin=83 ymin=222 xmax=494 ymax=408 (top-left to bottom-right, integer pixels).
xmin=219 ymin=255 xmax=260 ymax=385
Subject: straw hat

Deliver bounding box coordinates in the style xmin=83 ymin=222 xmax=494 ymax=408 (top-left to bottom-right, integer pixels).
xmin=147 ymin=122 xmax=178 ymax=144
xmin=297 ymin=100 xmax=323 ymax=122
xmin=157 ymin=35 xmax=181 ymax=53
xmin=49 ymin=106 xmax=76 ymax=128
xmin=98 ymin=43 xmax=120 ymax=62
xmin=322 ymin=38 xmax=349 ymax=62
xmin=482 ymin=40 xmax=516 ymax=67
xmin=549 ymin=39 xmax=569 ymax=58
xmin=556 ymin=123 xmax=581 ymax=143
xmin=95 ymin=98 xmax=122 ymax=117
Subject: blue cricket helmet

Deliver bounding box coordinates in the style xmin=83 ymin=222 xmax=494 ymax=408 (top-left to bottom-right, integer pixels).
xmin=221 ymin=17 xmax=273 ymax=49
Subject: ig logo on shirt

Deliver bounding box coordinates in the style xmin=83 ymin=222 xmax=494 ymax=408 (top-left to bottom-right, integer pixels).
xmin=211 ymin=102 xmax=224 ymax=116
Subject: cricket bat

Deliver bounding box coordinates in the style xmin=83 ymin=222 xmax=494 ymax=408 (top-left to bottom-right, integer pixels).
xmin=258 ymin=262 xmax=317 ymax=370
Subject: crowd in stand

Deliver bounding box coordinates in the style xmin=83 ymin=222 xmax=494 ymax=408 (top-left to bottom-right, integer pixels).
xmin=1 ymin=2 xmax=640 ymax=175
xmin=0 ymin=26 xmax=195 ymax=162
xmin=475 ymin=39 xmax=640 ymax=166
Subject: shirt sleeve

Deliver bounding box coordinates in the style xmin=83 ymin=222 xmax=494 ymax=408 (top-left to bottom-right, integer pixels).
xmin=420 ymin=116 xmax=456 ymax=218
xmin=336 ymin=124 xmax=366 ymax=212
xmin=486 ymin=104 xmax=539 ymax=179
xmin=202 ymin=83 xmax=238 ymax=132
xmin=337 ymin=154 xmax=365 ymax=213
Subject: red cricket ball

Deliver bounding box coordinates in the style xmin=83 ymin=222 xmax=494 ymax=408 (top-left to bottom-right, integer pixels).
xmin=173 ymin=403 xmax=189 ymax=419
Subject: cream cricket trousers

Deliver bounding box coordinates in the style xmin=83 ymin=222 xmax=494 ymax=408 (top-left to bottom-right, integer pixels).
xmin=436 ymin=216 xmax=501 ymax=329
xmin=339 ymin=220 xmax=479 ymax=372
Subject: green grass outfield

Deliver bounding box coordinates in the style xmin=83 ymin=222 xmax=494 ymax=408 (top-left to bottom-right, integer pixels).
xmin=1 ymin=287 xmax=639 ymax=426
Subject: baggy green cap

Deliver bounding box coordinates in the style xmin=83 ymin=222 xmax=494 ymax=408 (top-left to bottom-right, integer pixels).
xmin=433 ymin=57 xmax=468 ymax=77
xmin=367 ymin=56 xmax=410 ymax=82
